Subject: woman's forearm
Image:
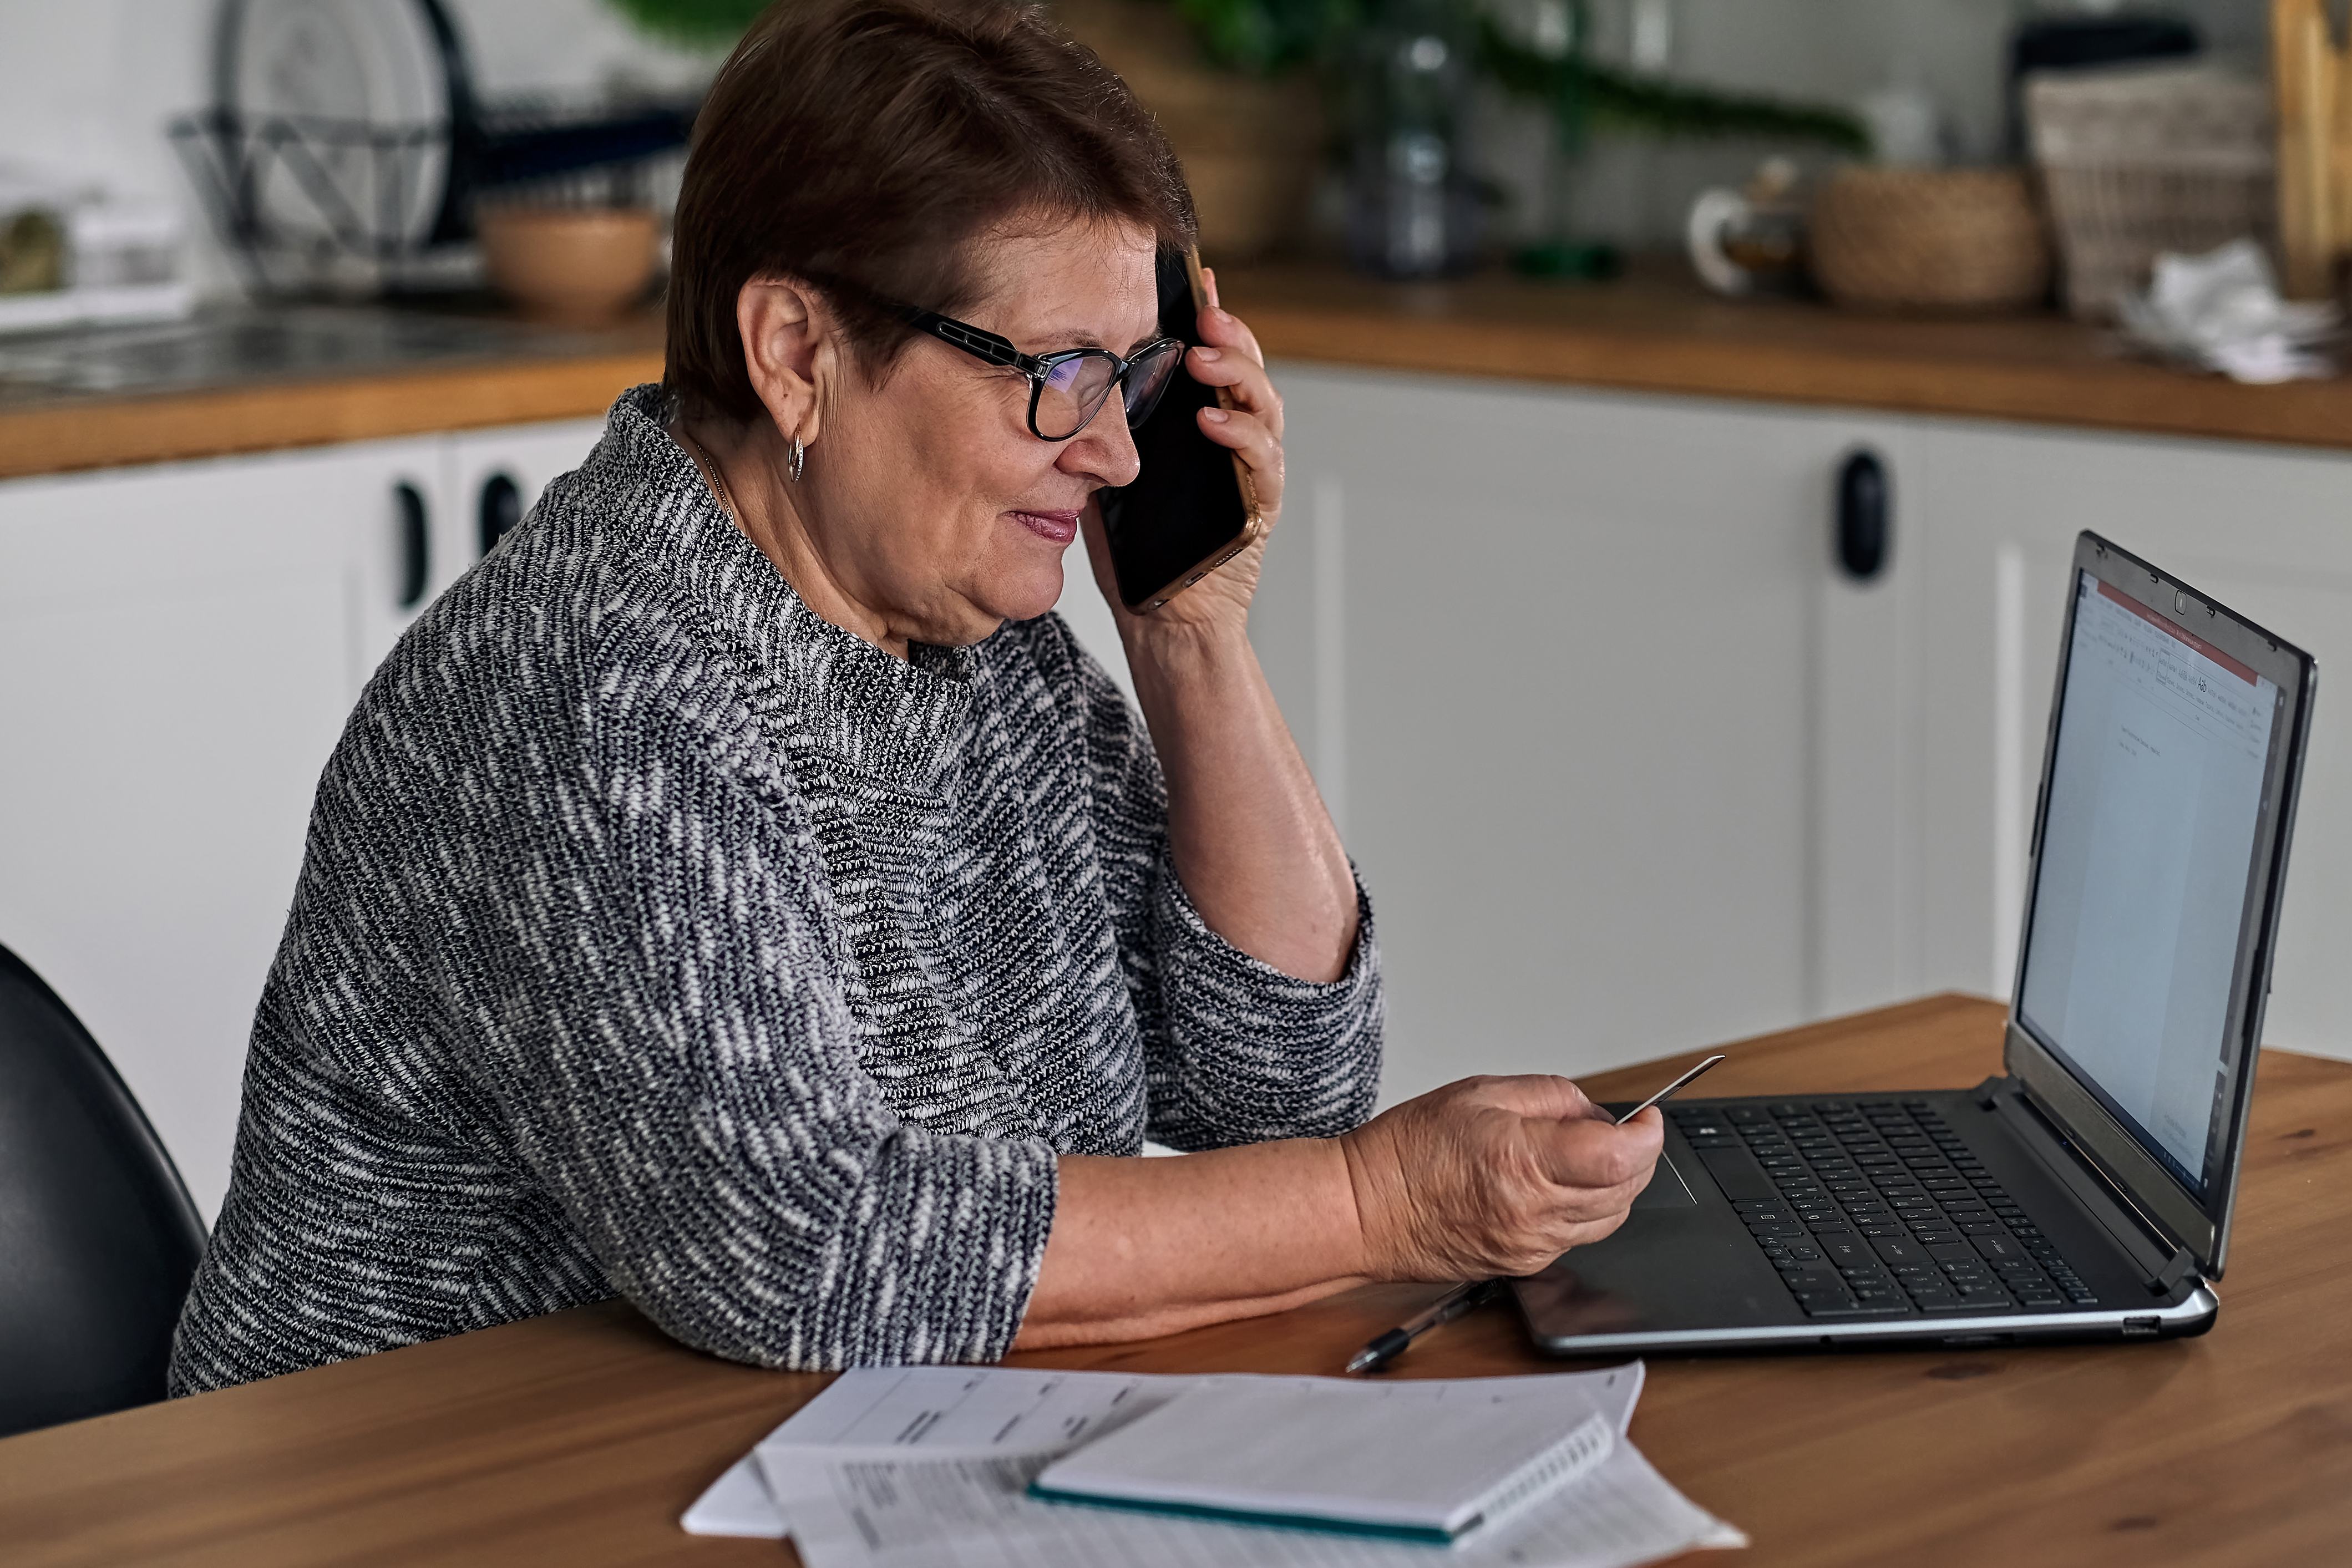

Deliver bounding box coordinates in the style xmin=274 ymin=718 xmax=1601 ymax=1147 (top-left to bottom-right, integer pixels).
xmin=1011 ymin=1140 xmax=1370 ymax=1348
xmin=1124 ymin=620 xmax=1358 ymax=982
xmin=1011 ymin=1076 xmax=1668 ymax=1351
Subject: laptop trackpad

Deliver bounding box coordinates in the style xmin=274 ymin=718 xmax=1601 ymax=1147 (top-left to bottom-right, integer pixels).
xmin=1631 ymin=1153 xmax=1699 ymax=1209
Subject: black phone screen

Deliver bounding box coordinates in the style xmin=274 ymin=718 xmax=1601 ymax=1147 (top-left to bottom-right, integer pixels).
xmin=1097 ymin=250 xmax=1254 ymax=612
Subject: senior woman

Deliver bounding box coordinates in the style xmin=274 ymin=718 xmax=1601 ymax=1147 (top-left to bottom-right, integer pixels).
xmin=168 ymin=0 xmax=1660 ymax=1392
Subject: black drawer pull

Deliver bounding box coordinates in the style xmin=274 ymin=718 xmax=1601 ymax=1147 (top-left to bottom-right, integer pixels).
xmin=394 ymin=481 xmax=429 ymax=610
xmin=479 ymin=473 xmax=523 ymax=556
xmin=1835 ymin=448 xmax=1891 ymax=582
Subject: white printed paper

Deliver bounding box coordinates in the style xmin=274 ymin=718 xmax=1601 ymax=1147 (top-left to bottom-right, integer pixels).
xmin=687 ymin=1364 xmax=1641 ymax=1536
xmin=714 ymin=1364 xmax=1741 ymax=1568
xmin=680 ymin=1454 xmax=783 ymax=1537
xmin=683 ymin=1365 xmax=1190 ymax=1537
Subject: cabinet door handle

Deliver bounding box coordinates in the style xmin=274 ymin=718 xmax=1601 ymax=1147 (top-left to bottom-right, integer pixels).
xmin=1836 ymin=449 xmax=1890 ymax=582
xmin=479 ymin=473 xmax=523 ymax=557
xmin=394 ymin=481 xmax=430 ymax=610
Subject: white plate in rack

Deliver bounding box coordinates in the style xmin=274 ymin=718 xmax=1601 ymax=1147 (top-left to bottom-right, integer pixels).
xmin=214 ymin=0 xmax=457 ymax=253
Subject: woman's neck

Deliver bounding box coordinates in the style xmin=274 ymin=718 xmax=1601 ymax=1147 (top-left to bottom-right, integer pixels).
xmin=671 ymin=414 xmax=913 ymax=661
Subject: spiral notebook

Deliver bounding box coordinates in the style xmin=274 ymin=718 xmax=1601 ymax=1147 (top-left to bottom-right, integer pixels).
xmin=1028 ymin=1377 xmax=1615 ymax=1543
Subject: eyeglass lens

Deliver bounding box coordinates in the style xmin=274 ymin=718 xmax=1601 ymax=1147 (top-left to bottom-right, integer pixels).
xmin=1033 ymin=342 xmax=1184 ymax=439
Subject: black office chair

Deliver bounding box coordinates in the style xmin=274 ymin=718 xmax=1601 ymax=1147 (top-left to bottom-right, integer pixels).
xmin=0 ymin=941 xmax=207 ymax=1438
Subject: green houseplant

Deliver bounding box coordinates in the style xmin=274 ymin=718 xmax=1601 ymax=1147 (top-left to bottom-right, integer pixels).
xmin=602 ymin=0 xmax=1326 ymax=258
xmin=604 ymin=0 xmax=1866 ymax=153
xmin=1169 ymin=0 xmax=1866 ymax=149
xmin=602 ymin=0 xmax=768 ymax=44
xmin=601 ymin=0 xmax=1868 ymax=271
xmin=1174 ymin=0 xmax=1866 ymax=274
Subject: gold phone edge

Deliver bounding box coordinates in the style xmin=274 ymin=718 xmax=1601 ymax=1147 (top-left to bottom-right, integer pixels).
xmin=1122 ymin=247 xmax=1264 ymax=615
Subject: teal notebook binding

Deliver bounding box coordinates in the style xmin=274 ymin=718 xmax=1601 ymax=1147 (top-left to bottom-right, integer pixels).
xmin=1025 ymin=1482 xmax=1463 ymax=1545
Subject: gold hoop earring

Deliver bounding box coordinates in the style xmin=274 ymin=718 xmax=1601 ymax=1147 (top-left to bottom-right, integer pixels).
xmin=789 ymin=436 xmax=805 ymax=484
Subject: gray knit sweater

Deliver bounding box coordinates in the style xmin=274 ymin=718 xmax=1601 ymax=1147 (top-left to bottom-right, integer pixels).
xmin=167 ymin=387 xmax=1382 ymax=1394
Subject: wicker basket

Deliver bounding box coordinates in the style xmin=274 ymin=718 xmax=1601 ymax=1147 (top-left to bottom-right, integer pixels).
xmin=2025 ymin=64 xmax=2273 ymax=320
xmin=1808 ymin=167 xmax=2053 ymax=313
xmin=1056 ymin=0 xmax=1321 ymax=259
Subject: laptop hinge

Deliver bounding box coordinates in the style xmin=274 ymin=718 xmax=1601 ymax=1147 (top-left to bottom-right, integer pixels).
xmin=2152 ymin=1246 xmax=2199 ymax=1295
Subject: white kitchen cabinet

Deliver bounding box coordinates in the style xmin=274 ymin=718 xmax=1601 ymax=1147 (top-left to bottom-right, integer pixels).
xmin=348 ymin=417 xmax=609 ymax=677
xmin=0 ymin=417 xmax=607 ymax=1224
xmin=445 ymin=417 xmax=609 ymax=568
xmin=1 ymin=437 xmax=439 ymax=1222
xmin=1269 ymin=364 xmax=1910 ymax=1104
xmin=1821 ymin=419 xmax=2352 ymax=1063
xmin=1266 ymin=362 xmax=2352 ymax=1112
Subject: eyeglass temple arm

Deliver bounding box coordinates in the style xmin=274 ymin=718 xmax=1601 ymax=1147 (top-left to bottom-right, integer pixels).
xmin=901 ymin=308 xmax=1033 ymax=373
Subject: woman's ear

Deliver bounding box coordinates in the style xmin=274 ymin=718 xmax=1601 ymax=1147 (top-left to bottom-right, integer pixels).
xmin=736 ymin=277 xmax=835 ymax=449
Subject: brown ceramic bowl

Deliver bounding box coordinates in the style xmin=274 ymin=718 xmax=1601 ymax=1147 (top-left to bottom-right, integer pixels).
xmin=478 ymin=206 xmax=660 ymax=324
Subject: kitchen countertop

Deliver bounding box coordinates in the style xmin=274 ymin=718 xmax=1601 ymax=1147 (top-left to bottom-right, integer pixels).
xmin=0 ymin=303 xmax=665 ymax=483
xmin=1229 ymin=261 xmax=2352 ymax=450
xmin=4 ymin=264 xmax=2351 ymax=483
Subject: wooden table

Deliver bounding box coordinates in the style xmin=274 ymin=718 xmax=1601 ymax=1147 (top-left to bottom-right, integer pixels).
xmin=7 ymin=994 xmax=2349 ymax=1566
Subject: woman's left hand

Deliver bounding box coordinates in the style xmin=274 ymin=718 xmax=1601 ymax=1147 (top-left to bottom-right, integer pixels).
xmin=1082 ymin=268 xmax=1283 ymax=641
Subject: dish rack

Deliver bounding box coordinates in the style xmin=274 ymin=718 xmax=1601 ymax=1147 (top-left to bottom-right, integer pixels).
xmin=169 ymin=101 xmax=694 ymax=298
xmin=2026 ymin=63 xmax=2274 ymax=320
xmin=170 ymin=0 xmax=695 ymax=300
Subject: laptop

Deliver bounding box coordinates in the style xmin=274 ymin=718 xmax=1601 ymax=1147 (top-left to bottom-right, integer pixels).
xmin=1515 ymin=531 xmax=2316 ymax=1353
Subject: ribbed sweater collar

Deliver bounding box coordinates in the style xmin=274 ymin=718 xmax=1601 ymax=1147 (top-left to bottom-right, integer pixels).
xmin=603 ymin=384 xmax=977 ymax=795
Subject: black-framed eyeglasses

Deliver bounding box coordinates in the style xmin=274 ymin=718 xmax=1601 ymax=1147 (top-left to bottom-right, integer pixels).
xmin=896 ymin=303 xmax=1187 ymax=442
xmin=802 ymin=270 xmax=1187 ymax=440
xmin=814 ymin=285 xmax=1176 ymax=444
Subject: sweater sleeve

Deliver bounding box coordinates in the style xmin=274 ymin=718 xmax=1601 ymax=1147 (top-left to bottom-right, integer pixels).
xmin=1051 ymin=617 xmax=1385 ymax=1153
xmin=403 ymin=607 xmax=1057 ymax=1371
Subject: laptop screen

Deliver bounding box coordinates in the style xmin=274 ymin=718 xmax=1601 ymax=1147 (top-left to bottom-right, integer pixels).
xmin=2016 ymin=570 xmax=2279 ymax=1200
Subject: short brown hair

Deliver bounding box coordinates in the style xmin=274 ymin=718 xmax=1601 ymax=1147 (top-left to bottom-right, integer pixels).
xmin=664 ymin=0 xmax=1195 ymax=422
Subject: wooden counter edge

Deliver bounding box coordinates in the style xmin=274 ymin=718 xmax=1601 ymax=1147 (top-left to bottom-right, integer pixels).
xmin=11 ymin=297 xmax=2352 ymax=480
xmin=0 ymin=349 xmax=666 ymax=482
xmin=1247 ymin=305 xmax=2352 ymax=454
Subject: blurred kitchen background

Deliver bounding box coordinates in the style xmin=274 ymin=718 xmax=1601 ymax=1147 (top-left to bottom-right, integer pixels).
xmin=0 ymin=1 xmax=2283 ymax=292
xmin=4 ymin=0 xmax=2349 ymax=1222
xmin=0 ymin=0 xmax=712 ymax=301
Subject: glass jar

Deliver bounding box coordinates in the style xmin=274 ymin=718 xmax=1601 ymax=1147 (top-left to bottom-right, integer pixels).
xmin=1344 ymin=0 xmax=1481 ymax=279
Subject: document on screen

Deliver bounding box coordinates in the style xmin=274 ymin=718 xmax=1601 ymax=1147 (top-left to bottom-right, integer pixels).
xmin=2018 ymin=572 xmax=2280 ymax=1190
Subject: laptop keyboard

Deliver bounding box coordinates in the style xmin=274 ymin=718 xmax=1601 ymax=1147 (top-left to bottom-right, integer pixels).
xmin=1666 ymin=1099 xmax=2101 ymax=1319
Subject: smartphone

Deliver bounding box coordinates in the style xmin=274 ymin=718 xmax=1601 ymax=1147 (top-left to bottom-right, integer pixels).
xmin=1097 ymin=247 xmax=1264 ymax=613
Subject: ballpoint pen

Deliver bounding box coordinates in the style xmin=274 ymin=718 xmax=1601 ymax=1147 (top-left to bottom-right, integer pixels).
xmin=1345 ymin=1278 xmax=1501 ymax=1374
xmin=1344 ymin=1054 xmax=1728 ymax=1374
